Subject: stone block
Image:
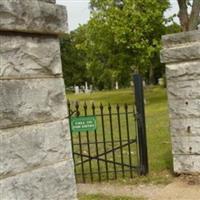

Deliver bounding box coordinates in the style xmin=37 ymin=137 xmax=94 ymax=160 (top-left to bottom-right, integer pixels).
xmin=0 ymin=78 xmax=68 ymax=128
xmin=170 ymin=118 xmax=200 ymax=136
xmin=0 ymin=120 xmax=72 ymax=179
xmin=173 ymin=155 xmax=200 ymax=173
xmin=0 ymin=34 xmax=62 ymax=79
xmin=162 ymin=30 xmax=200 ymax=48
xmin=172 ymin=136 xmax=200 ymax=154
xmin=0 ymin=0 xmax=68 ymax=34
xmin=161 ymin=30 xmax=200 ymax=174
xmin=0 ymin=161 xmax=77 ymax=200
xmin=160 ymin=42 xmax=200 ymax=63
xmin=168 ymin=99 xmax=200 ymax=119
xmin=166 ymin=60 xmax=200 ymax=81
xmin=167 ymin=79 xmax=200 ymax=100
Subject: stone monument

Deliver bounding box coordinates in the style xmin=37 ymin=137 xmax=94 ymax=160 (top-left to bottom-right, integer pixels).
xmin=0 ymin=0 xmax=77 ymax=199
xmin=161 ymin=30 xmax=200 ymax=173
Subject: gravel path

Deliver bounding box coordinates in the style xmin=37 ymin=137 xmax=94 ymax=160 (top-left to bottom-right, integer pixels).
xmin=77 ymin=177 xmax=200 ymax=200
xmin=152 ymin=180 xmax=200 ymax=200
xmin=78 ymin=183 xmax=164 ymax=199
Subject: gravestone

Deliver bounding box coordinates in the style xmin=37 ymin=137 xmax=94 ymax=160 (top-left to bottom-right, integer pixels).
xmin=85 ymin=81 xmax=89 ymax=93
xmin=161 ymin=30 xmax=200 ymax=173
xmin=115 ymin=81 xmax=119 ymax=90
xmin=0 ymin=0 xmax=77 ymax=199
xmin=158 ymin=78 xmax=164 ymax=86
xmin=75 ymin=86 xmax=80 ymax=94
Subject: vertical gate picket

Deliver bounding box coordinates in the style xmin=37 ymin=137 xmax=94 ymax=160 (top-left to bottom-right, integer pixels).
xmin=116 ymin=104 xmax=125 ymax=178
xmin=75 ymin=101 xmax=86 ymax=182
xmin=83 ymin=102 xmax=93 ymax=182
xmin=92 ymin=103 xmax=101 ymax=182
xmin=100 ymin=103 xmax=109 ymax=181
xmin=108 ymin=104 xmax=117 ymax=179
xmin=124 ymin=104 xmax=133 ymax=178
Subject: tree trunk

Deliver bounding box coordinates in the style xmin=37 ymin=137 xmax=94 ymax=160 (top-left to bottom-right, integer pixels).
xmin=177 ymin=0 xmax=200 ymax=31
xmin=177 ymin=0 xmax=189 ymax=31
xmin=188 ymin=0 xmax=200 ymax=30
xmin=149 ymin=65 xmax=155 ymax=85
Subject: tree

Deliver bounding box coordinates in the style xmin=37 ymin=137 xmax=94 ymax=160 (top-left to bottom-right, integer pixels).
xmin=60 ymin=26 xmax=88 ymax=88
xmin=83 ymin=0 xmax=170 ymax=87
xmin=165 ymin=23 xmax=181 ymax=34
xmin=177 ymin=0 xmax=200 ymax=31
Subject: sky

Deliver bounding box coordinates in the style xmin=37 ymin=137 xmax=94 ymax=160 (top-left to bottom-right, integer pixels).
xmin=56 ymin=0 xmax=179 ymax=31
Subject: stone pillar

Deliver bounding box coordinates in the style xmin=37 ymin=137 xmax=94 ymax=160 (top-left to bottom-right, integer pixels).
xmin=0 ymin=0 xmax=77 ymax=199
xmin=161 ymin=30 xmax=200 ymax=174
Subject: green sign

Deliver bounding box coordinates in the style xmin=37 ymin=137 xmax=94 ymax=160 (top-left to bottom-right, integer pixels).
xmin=70 ymin=116 xmax=97 ymax=132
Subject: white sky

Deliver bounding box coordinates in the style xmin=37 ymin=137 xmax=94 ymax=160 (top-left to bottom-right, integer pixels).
xmin=56 ymin=0 xmax=179 ymax=31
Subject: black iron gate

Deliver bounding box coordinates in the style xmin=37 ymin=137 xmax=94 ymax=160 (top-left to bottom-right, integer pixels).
xmin=68 ymin=74 xmax=148 ymax=183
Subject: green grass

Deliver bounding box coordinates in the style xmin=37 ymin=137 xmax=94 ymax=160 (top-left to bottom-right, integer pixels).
xmin=67 ymin=88 xmax=134 ymax=105
xmin=67 ymin=86 xmax=173 ymax=184
xmin=79 ymin=194 xmax=146 ymax=200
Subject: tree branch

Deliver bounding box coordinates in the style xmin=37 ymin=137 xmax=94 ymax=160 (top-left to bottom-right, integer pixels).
xmin=188 ymin=0 xmax=200 ymax=30
xmin=177 ymin=0 xmax=189 ymax=31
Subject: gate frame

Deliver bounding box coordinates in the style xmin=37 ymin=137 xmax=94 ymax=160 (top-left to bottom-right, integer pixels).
xmin=133 ymin=74 xmax=149 ymax=175
xmin=68 ymin=74 xmax=148 ymax=182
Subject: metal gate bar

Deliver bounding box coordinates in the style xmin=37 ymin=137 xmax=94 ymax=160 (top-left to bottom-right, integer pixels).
xmin=133 ymin=74 xmax=149 ymax=175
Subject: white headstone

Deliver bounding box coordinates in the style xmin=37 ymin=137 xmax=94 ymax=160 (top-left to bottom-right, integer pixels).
xmin=85 ymin=82 xmax=89 ymax=93
xmin=75 ymin=86 xmax=80 ymax=94
xmin=115 ymin=81 xmax=119 ymax=90
xmin=158 ymin=78 xmax=164 ymax=86
xmin=143 ymin=80 xmax=146 ymax=87
xmin=130 ymin=81 xmax=134 ymax=86
xmin=90 ymin=84 xmax=93 ymax=92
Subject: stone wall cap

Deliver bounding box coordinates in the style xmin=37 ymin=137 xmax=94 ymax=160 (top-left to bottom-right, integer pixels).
xmin=160 ymin=42 xmax=200 ymax=63
xmin=0 ymin=0 xmax=68 ymax=35
xmin=162 ymin=30 xmax=200 ymax=48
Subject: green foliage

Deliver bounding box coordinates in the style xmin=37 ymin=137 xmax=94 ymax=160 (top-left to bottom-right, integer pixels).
xmin=60 ymin=26 xmax=88 ymax=87
xmin=60 ymin=1 xmax=184 ymax=88
xmin=81 ymin=0 xmax=170 ymax=88
xmin=165 ymin=23 xmax=182 ymax=34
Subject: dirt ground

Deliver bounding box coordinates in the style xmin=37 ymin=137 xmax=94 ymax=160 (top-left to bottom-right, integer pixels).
xmin=77 ymin=176 xmax=200 ymax=200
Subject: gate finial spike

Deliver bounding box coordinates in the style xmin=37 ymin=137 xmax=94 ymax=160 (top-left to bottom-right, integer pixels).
xmin=75 ymin=101 xmax=79 ymax=109
xmin=100 ymin=102 xmax=103 ymax=109
xmin=124 ymin=103 xmax=128 ymax=110
xmin=67 ymin=99 xmax=70 ymax=106
xmin=91 ymin=101 xmax=95 ymax=109
xmin=83 ymin=101 xmax=87 ymax=108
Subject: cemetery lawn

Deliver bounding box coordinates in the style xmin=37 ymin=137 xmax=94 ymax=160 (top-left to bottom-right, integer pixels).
xmin=67 ymin=86 xmax=173 ymax=184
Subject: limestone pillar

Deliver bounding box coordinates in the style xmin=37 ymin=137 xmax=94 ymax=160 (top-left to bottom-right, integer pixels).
xmin=0 ymin=0 xmax=77 ymax=199
xmin=161 ymin=30 xmax=200 ymax=173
